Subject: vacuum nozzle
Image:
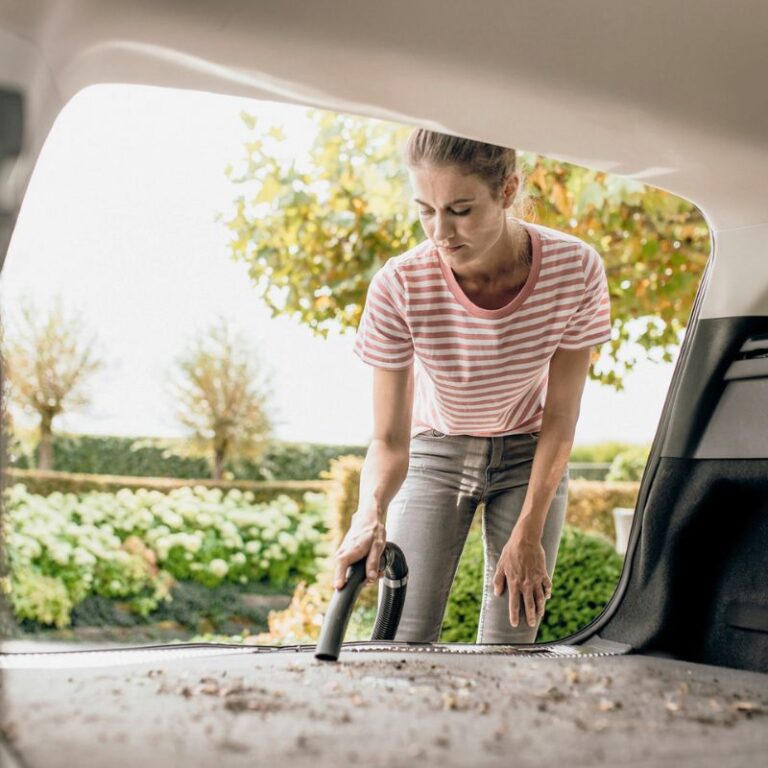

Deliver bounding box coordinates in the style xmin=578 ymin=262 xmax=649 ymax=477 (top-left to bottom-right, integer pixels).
xmin=314 ymin=541 xmax=408 ymax=662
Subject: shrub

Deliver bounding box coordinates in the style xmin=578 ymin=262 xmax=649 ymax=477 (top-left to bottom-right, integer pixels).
xmin=606 ymin=446 xmax=651 ymax=482
xmin=438 ymin=524 xmax=624 ymax=643
xmin=8 ymin=568 xmax=74 ymax=629
xmin=9 ymin=431 xmax=367 ymax=482
xmin=535 ymin=526 xmax=625 ymax=642
xmin=565 ymin=479 xmax=640 ymax=539
xmin=2 ymin=483 xmax=331 ymax=627
xmin=250 ymin=441 xmax=367 ymax=482
xmin=568 ymin=442 xmax=635 ymax=463
xmin=3 ymin=468 xmax=332 ymax=501
xmin=67 ymin=580 xmax=289 ymax=636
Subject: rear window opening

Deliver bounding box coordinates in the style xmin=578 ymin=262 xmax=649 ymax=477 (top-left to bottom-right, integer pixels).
xmin=0 ymin=83 xmax=711 ymax=652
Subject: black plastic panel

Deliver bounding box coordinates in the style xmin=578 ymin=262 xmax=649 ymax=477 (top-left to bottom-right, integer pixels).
xmin=660 ymin=317 xmax=768 ymax=458
xmin=0 ymin=87 xmax=23 ymax=277
xmin=695 ymin=378 xmax=768 ymax=459
xmin=600 ymin=456 xmax=768 ymax=672
xmin=0 ymin=88 xmax=23 ymax=159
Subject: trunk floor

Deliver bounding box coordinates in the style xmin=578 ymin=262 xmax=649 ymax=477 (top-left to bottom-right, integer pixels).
xmin=1 ymin=644 xmax=767 ymax=768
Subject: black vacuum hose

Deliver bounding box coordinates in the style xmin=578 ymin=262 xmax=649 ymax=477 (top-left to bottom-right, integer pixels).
xmin=314 ymin=541 xmax=408 ymax=661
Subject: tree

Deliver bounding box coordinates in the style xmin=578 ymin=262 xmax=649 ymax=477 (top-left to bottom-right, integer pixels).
xmin=221 ymin=111 xmax=418 ymax=335
xmin=2 ymin=295 xmax=105 ymax=470
xmin=524 ymin=162 xmax=709 ymax=387
xmin=166 ymin=315 xmax=275 ymax=480
xmin=223 ymin=108 xmax=710 ymax=389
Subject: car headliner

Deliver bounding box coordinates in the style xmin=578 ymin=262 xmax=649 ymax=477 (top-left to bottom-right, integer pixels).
xmin=1 ymin=0 xmax=767 ymax=317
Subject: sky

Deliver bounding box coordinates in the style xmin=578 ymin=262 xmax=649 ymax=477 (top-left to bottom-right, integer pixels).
xmin=0 ymin=84 xmax=678 ymax=447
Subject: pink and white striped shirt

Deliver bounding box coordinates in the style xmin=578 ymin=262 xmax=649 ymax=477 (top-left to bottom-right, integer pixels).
xmin=353 ymin=218 xmax=612 ymax=438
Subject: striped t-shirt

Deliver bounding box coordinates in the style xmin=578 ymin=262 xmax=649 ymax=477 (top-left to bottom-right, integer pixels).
xmin=353 ymin=218 xmax=612 ymax=438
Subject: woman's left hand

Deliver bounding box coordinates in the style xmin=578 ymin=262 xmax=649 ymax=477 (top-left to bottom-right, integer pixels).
xmin=493 ymin=529 xmax=552 ymax=628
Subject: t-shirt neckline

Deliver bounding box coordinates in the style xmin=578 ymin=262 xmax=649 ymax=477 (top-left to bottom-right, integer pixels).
xmin=435 ymin=218 xmax=542 ymax=319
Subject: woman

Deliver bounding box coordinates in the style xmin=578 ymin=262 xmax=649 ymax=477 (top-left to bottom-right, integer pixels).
xmin=333 ymin=129 xmax=612 ymax=644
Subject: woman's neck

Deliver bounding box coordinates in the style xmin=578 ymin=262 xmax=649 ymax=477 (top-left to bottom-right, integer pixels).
xmin=457 ymin=219 xmax=531 ymax=290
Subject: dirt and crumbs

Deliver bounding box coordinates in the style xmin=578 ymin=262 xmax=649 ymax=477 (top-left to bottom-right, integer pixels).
xmin=1 ymin=647 xmax=767 ymax=767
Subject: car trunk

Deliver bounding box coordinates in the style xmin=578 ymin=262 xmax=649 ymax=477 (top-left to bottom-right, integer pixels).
xmin=1 ymin=643 xmax=767 ymax=767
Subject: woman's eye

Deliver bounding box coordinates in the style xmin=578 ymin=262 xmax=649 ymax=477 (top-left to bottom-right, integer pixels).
xmin=418 ymin=208 xmax=471 ymax=216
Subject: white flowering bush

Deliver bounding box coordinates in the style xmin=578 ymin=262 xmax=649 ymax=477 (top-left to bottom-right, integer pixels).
xmin=2 ymin=483 xmax=331 ymax=628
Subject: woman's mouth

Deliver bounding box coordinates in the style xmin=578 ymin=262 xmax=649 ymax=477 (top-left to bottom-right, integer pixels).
xmin=441 ymin=245 xmax=464 ymax=253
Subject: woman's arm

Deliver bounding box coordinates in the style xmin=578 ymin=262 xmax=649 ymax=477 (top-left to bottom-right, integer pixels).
xmin=517 ymin=346 xmax=592 ymax=537
xmin=358 ymin=363 xmax=415 ymax=520
xmin=333 ymin=363 xmax=414 ymax=589
xmin=492 ymin=346 xmax=593 ymax=628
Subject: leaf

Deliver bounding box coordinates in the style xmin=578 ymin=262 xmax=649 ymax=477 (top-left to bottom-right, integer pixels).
xmin=550 ymin=181 xmax=571 ymax=217
xmin=254 ymin=176 xmax=283 ymax=205
xmin=240 ymin=112 xmax=258 ymax=130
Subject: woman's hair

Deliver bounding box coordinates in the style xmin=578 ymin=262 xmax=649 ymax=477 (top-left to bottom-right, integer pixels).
xmin=403 ymin=129 xmax=533 ymax=219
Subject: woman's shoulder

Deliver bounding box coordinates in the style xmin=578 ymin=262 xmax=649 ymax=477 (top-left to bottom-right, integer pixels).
xmin=367 ymin=240 xmax=435 ymax=298
xmin=525 ymin=219 xmax=592 ymax=250
xmin=375 ymin=239 xmax=436 ymax=281
xmin=525 ymin=220 xmax=603 ymax=272
xmin=388 ymin=239 xmax=436 ymax=268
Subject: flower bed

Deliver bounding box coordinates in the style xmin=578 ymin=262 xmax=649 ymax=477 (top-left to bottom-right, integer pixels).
xmin=1 ymin=483 xmax=331 ymax=629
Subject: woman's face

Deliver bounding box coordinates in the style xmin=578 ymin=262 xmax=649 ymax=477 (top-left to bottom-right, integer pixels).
xmin=407 ymin=162 xmax=519 ymax=279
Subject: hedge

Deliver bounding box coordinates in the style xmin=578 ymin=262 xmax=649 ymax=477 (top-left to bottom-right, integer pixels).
xmin=4 ymin=468 xmax=333 ymax=502
xmin=9 ymin=432 xmax=367 ymax=482
xmin=564 ymin=479 xmax=639 ymax=540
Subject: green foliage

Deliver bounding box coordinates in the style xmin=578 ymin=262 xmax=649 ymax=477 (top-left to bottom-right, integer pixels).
xmin=524 ymin=160 xmax=710 ymax=388
xmin=568 ymin=441 xmax=637 ymax=464
xmin=67 ymin=580 xmax=289 ymax=637
xmin=28 ymin=433 xmax=210 ymax=477
xmin=344 ymin=603 xmax=379 ymax=642
xmin=535 ymin=527 xmax=624 ymax=642
xmin=223 ymin=109 xmax=420 ymax=338
xmin=224 ymin=108 xmax=710 ymax=389
xmin=606 ymin=445 xmax=651 ymax=482
xmin=247 ymin=440 xmax=367 ymax=482
xmin=438 ymin=525 xmax=624 ymax=643
xmin=3 ymin=483 xmax=331 ymax=627
xmin=9 ymin=431 xmax=366 ymax=482
xmin=8 ymin=568 xmax=73 ymax=629
xmin=4 ymin=468 xmax=331 ymax=502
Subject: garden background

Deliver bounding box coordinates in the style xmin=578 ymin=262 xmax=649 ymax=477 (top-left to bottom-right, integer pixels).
xmin=0 ymin=84 xmax=708 ymax=648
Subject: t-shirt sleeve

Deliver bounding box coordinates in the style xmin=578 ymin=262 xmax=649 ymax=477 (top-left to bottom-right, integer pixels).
xmin=353 ymin=263 xmax=414 ymax=369
xmin=558 ymin=246 xmax=612 ymax=350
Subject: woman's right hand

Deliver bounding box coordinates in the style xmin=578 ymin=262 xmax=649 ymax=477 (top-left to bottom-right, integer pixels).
xmin=332 ymin=511 xmax=388 ymax=590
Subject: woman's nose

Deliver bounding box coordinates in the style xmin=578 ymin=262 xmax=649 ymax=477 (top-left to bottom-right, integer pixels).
xmin=432 ymin=213 xmax=454 ymax=244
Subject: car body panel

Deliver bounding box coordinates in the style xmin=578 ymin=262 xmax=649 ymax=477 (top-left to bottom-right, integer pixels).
xmin=0 ymin=3 xmax=767 ymax=760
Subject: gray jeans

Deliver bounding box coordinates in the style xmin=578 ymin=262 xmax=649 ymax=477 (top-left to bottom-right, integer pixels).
xmin=379 ymin=429 xmax=568 ymax=644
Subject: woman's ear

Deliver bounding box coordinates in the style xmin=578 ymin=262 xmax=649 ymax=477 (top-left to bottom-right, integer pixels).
xmin=502 ymin=173 xmax=520 ymax=208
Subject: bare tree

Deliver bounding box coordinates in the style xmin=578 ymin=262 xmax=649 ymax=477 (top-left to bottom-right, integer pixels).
xmin=167 ymin=315 xmax=275 ymax=480
xmin=2 ymin=295 xmax=104 ymax=470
